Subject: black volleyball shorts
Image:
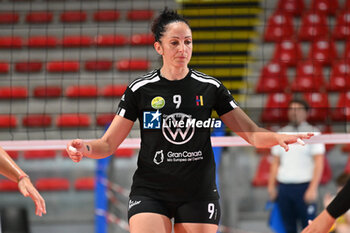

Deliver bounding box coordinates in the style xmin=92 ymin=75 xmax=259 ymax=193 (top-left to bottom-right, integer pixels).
xmin=128 ymin=195 xmax=221 ymax=224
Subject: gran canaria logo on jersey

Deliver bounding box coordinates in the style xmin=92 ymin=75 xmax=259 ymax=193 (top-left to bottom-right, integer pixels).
xmin=151 ymin=96 xmax=165 ymax=110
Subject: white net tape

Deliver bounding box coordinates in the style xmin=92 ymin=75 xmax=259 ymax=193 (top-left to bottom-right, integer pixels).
xmin=1 ymin=133 xmax=350 ymax=151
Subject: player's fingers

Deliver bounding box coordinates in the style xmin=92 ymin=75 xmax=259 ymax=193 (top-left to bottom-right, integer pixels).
xmin=281 ymin=142 xmax=289 ymax=152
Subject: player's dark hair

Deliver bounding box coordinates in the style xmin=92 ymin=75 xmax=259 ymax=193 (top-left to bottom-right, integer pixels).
xmin=151 ymin=8 xmax=190 ymax=42
xmin=289 ymin=99 xmax=310 ymax=112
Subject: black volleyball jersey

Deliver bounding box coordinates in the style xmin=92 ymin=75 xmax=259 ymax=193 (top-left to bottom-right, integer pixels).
xmin=117 ymin=69 xmax=238 ymax=202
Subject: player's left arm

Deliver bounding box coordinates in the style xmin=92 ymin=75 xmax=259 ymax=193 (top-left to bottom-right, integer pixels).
xmin=220 ymin=108 xmax=313 ymax=151
xmin=304 ymin=154 xmax=324 ymax=203
xmin=0 ymin=146 xmax=46 ymax=216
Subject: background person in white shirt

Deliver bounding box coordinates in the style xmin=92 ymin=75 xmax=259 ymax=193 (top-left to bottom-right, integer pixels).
xmin=268 ymin=99 xmax=325 ymax=233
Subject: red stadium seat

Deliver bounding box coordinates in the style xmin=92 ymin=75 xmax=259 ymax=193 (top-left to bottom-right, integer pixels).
xmin=291 ymin=60 xmax=325 ymax=92
xmin=317 ymin=124 xmax=335 ymax=152
xmin=343 ymin=41 xmax=350 ymax=60
xmin=261 ymin=93 xmax=292 ymax=123
xmin=130 ymin=33 xmax=154 ymax=46
xmin=47 ymin=61 xmax=80 ymax=72
xmin=96 ymin=113 xmax=115 ymax=126
xmin=65 ymin=85 xmax=98 ymax=98
xmin=333 ymin=10 xmax=350 ymax=40
xmin=320 ymin=155 xmax=332 ymax=185
xmin=303 ymin=92 xmax=329 ymax=122
xmin=35 ymin=178 xmax=70 ymax=191
xmin=0 ymin=12 xmax=19 ymax=24
xmin=60 ymin=11 xmax=87 ymax=23
xmin=115 ymin=148 xmax=134 ymax=158
xmin=56 ymin=114 xmax=90 ymax=127
xmin=85 ymin=60 xmax=112 ymax=71
xmin=308 ymin=38 xmax=337 ymax=66
xmin=298 ymin=11 xmax=329 ymax=41
xmin=310 ymin=0 xmax=339 ymax=15
xmin=327 ymin=60 xmax=350 ymax=92
xmin=33 ymin=86 xmax=62 ymax=98
xmin=26 ymin=36 xmax=57 ymax=48
xmin=6 ymin=151 xmax=19 ymax=160
xmin=255 ymin=61 xmax=289 ymax=93
xmin=15 ymin=61 xmax=42 ymax=73
xmin=23 ymin=150 xmax=56 ymax=159
xmin=331 ymin=92 xmax=350 ymax=121
xmin=344 ymin=156 xmax=350 ymax=174
xmin=74 ymin=177 xmax=95 ymax=191
xmin=93 ymin=10 xmax=120 ymax=22
xmin=26 ymin=11 xmax=53 ymax=23
xmin=61 ymin=35 xmax=92 ymax=47
xmin=101 ymin=84 xmax=127 ymax=97
xmin=127 ymin=10 xmax=154 ymax=21
xmin=22 ymin=114 xmax=52 ymax=127
xmin=0 ymin=115 xmax=17 ymax=128
xmin=0 ymin=87 xmax=28 ymax=99
xmin=342 ymin=144 xmax=350 ymax=153
xmin=94 ymin=35 xmax=128 ymax=47
xmin=117 ymin=59 xmax=150 ymax=71
xmin=264 ymin=11 xmax=295 ymax=42
xmin=0 ymin=62 xmax=9 ymax=73
xmin=0 ymin=180 xmax=18 ymax=191
xmin=272 ymin=39 xmax=303 ymax=66
xmin=277 ymin=0 xmax=305 ymax=16
xmin=251 ymin=154 xmax=272 ymax=187
xmin=0 ymin=36 xmax=22 ymax=48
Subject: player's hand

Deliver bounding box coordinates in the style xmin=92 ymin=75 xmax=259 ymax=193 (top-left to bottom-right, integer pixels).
xmin=66 ymin=139 xmax=87 ymax=163
xmin=304 ymin=187 xmax=318 ymax=203
xmin=268 ymin=185 xmax=277 ymax=201
xmin=18 ymin=177 xmax=46 ymax=216
xmin=277 ymin=133 xmax=314 ymax=152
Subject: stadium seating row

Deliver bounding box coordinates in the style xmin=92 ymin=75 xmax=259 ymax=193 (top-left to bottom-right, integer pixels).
xmin=0 ymin=85 xmax=127 ymax=98
xmin=0 ymin=177 xmax=95 ymax=191
xmin=256 ymin=60 xmax=350 ymax=93
xmin=0 ymin=59 xmax=150 ymax=73
xmin=276 ymin=0 xmax=342 ymax=16
xmin=260 ymin=92 xmax=350 ymax=123
xmin=0 ymin=10 xmax=154 ymax=24
xmin=0 ymin=34 xmax=154 ymax=48
xmin=265 ymin=9 xmax=350 ymax=41
xmin=271 ymin=39 xmax=338 ymax=67
xmin=4 ymin=148 xmax=134 ymax=160
xmin=0 ymin=113 xmax=116 ymax=128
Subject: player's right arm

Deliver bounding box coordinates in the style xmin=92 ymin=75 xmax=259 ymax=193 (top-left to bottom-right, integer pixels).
xmin=66 ymin=115 xmax=134 ymax=162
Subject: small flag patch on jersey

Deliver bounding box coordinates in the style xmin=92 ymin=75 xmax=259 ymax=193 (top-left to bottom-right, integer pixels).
xmin=196 ymin=95 xmax=203 ymax=106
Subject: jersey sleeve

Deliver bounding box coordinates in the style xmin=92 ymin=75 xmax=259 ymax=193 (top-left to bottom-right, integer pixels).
xmin=327 ymin=178 xmax=350 ymax=219
xmin=214 ymin=83 xmax=239 ymax=116
xmin=116 ymin=86 xmax=138 ymax=122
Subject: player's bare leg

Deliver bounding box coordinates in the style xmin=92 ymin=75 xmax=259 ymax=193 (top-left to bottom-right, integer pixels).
xmin=174 ymin=223 xmax=218 ymax=233
xmin=129 ymin=213 xmax=172 ymax=233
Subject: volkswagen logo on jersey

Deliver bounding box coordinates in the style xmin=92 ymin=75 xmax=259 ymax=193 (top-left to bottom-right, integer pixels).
xmin=143 ymin=110 xmax=161 ymax=129
xmin=162 ymin=113 xmax=195 ymax=145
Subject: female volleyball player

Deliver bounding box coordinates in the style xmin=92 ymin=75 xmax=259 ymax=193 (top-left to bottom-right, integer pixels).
xmin=0 ymin=146 xmax=46 ymax=216
xmin=302 ymin=177 xmax=350 ymax=233
xmin=66 ymin=8 xmax=313 ymax=233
